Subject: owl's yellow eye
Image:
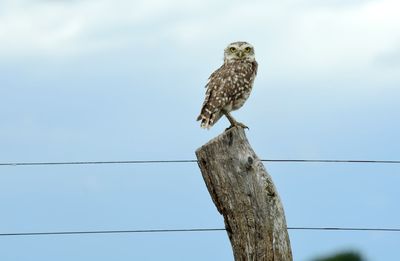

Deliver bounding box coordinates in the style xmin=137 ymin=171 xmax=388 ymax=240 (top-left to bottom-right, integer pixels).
xmin=244 ymin=47 xmax=252 ymax=53
xmin=229 ymin=47 xmax=237 ymax=53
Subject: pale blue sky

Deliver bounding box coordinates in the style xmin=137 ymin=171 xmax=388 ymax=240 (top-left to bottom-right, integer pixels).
xmin=1 ymin=0 xmax=400 ymax=260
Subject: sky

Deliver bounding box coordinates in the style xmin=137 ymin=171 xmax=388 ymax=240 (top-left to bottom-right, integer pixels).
xmin=0 ymin=0 xmax=400 ymax=260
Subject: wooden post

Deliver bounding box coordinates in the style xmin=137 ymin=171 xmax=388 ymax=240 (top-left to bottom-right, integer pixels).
xmin=195 ymin=127 xmax=292 ymax=261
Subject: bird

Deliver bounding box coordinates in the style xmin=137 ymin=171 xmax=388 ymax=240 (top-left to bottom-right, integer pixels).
xmin=197 ymin=41 xmax=258 ymax=130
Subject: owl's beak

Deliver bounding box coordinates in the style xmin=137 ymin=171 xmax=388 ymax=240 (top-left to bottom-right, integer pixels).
xmin=237 ymin=51 xmax=244 ymax=58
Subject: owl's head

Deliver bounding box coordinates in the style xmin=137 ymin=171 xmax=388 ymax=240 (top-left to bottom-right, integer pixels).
xmin=224 ymin=41 xmax=255 ymax=63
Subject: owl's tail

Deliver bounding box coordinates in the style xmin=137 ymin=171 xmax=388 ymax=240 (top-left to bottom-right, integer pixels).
xmin=197 ymin=113 xmax=212 ymax=129
xmin=197 ymin=109 xmax=221 ymax=129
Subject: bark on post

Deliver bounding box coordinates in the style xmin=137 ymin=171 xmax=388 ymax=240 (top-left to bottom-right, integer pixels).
xmin=195 ymin=127 xmax=292 ymax=261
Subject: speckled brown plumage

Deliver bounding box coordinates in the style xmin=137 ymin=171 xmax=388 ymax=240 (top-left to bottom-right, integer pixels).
xmin=197 ymin=42 xmax=258 ymax=129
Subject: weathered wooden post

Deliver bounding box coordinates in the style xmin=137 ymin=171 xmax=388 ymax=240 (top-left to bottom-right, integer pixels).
xmin=195 ymin=127 xmax=292 ymax=261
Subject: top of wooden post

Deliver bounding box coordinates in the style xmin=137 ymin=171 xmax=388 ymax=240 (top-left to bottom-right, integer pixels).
xmin=195 ymin=126 xmax=293 ymax=261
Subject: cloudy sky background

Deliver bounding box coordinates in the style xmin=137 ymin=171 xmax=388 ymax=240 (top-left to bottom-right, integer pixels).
xmin=1 ymin=0 xmax=400 ymax=260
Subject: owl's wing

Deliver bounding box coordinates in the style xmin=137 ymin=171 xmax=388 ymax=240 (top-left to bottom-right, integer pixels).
xmin=197 ymin=64 xmax=231 ymax=129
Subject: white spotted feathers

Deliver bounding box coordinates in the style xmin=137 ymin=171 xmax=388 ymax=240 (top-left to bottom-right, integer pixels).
xmin=197 ymin=42 xmax=258 ymax=129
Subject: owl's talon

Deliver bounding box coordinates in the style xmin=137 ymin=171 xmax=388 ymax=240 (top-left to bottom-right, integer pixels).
xmin=236 ymin=122 xmax=249 ymax=130
xmin=225 ymin=122 xmax=249 ymax=131
xmin=225 ymin=125 xmax=234 ymax=131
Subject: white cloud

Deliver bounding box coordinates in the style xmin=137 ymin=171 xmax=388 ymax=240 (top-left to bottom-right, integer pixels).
xmin=0 ymin=0 xmax=399 ymax=79
xmin=169 ymin=0 xmax=400 ymax=76
xmin=375 ymin=46 xmax=400 ymax=68
xmin=0 ymin=0 xmax=190 ymax=57
xmin=0 ymin=1 xmax=84 ymax=56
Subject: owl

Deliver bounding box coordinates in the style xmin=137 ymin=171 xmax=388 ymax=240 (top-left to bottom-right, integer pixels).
xmin=197 ymin=41 xmax=258 ymax=130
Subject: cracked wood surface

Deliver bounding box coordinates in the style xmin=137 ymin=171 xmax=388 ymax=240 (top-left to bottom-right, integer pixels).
xmin=196 ymin=127 xmax=292 ymax=261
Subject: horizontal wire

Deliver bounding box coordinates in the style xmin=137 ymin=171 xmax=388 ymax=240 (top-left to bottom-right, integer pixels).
xmin=1 ymin=227 xmax=399 ymax=237
xmin=1 ymin=159 xmax=400 ymax=166
xmin=0 ymin=160 xmax=197 ymax=166
xmin=0 ymin=228 xmax=225 ymax=237
xmin=288 ymin=227 xmax=400 ymax=232
xmin=263 ymin=159 xmax=400 ymax=164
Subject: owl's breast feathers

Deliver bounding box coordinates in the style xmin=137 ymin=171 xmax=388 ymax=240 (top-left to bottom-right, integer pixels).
xmin=197 ymin=60 xmax=257 ymax=129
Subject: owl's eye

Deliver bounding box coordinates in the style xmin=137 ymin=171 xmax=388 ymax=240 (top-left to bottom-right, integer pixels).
xmin=229 ymin=47 xmax=237 ymax=53
xmin=244 ymin=47 xmax=252 ymax=53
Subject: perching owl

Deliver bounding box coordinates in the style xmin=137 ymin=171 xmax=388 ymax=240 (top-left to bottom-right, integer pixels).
xmin=197 ymin=41 xmax=258 ymax=129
